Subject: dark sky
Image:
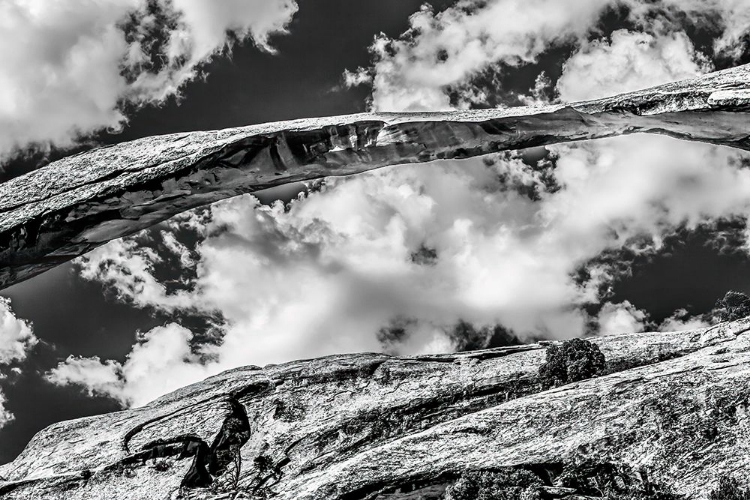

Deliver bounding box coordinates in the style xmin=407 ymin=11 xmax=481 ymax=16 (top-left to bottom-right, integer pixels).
xmin=2 ymin=0 xmax=750 ymax=465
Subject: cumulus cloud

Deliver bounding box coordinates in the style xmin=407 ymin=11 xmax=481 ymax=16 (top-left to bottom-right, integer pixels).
xmin=168 ymin=0 xmax=299 ymax=55
xmin=658 ymin=308 xmax=711 ymax=332
xmin=0 ymin=297 xmax=37 ymax=428
xmin=596 ymin=301 xmax=648 ymax=335
xmin=345 ymin=0 xmax=748 ymax=111
xmin=78 ymin=234 xmax=196 ymax=311
xmin=625 ymin=0 xmax=750 ymax=59
xmin=0 ymin=297 xmax=36 ymax=366
xmin=48 ymin=323 xmax=209 ymax=407
xmin=0 ymin=0 xmax=298 ymax=159
xmin=45 ymin=356 xmax=124 ymax=402
xmin=346 ymin=0 xmax=611 ymax=111
xmin=0 ymin=390 xmax=13 ymax=429
xmin=556 ymin=30 xmax=711 ymax=102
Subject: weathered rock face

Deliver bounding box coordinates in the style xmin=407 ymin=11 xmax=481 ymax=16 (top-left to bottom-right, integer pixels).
xmin=2 ymin=64 xmax=750 ymax=290
xmin=2 ymin=320 xmax=749 ymax=499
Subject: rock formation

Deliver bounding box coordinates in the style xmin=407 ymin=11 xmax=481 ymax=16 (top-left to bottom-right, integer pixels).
xmin=2 ymin=64 xmax=750 ymax=290
xmin=4 ymin=63 xmax=750 ymax=499
xmin=1 ymin=319 xmax=750 ymax=499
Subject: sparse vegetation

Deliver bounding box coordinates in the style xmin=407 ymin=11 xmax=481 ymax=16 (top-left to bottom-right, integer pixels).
xmin=377 ymin=316 xmax=417 ymax=351
xmin=273 ymin=397 xmax=306 ymax=422
xmin=443 ymin=469 xmax=543 ymax=500
xmin=605 ymin=491 xmax=683 ymax=499
xmin=411 ymin=244 xmax=439 ymax=266
xmin=712 ymin=291 xmax=750 ymax=323
xmin=378 ymin=317 xmax=521 ymax=353
xmin=441 ymin=464 xmax=685 ymax=500
xmin=253 ymin=455 xmax=273 ymax=475
xmin=557 ymin=461 xmax=682 ymax=499
xmin=451 ymin=320 xmax=495 ymax=352
xmin=709 ymin=476 xmax=750 ymax=500
xmin=210 ymin=450 xmax=242 ymax=493
xmin=450 ymin=321 xmax=521 ymax=352
xmin=538 ymin=338 xmax=606 ymax=389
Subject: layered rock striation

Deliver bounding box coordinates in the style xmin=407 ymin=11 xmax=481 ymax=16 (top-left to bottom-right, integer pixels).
xmin=2 ymin=319 xmax=750 ymax=499
xmin=2 ymin=65 xmax=750 ymax=290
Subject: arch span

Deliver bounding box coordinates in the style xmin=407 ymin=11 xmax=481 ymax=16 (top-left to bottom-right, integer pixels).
xmin=2 ymin=64 xmax=750 ymax=290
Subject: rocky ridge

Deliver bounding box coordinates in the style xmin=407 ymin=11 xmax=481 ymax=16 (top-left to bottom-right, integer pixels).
xmin=1 ymin=319 xmax=749 ymax=499
xmin=2 ymin=64 xmax=750 ymax=290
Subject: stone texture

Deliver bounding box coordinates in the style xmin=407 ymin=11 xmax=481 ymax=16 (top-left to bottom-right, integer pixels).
xmin=1 ymin=319 xmax=749 ymax=499
xmin=2 ymin=64 xmax=750 ymax=290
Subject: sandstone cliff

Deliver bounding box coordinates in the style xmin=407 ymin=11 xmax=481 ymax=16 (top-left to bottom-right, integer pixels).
xmin=2 ymin=64 xmax=750 ymax=290
xmin=1 ymin=319 xmax=749 ymax=499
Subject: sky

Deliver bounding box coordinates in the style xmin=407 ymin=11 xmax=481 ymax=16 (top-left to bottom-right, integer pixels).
xmin=1 ymin=0 xmax=750 ymax=463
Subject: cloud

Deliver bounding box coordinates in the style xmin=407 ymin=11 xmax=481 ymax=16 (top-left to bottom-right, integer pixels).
xmin=77 ymin=233 xmax=196 ymax=311
xmin=0 ymin=390 xmax=13 ymax=430
xmin=345 ymin=0 xmax=612 ymax=111
xmin=556 ymin=30 xmax=711 ymax=102
xmin=169 ymin=0 xmax=299 ymax=56
xmin=0 ymin=0 xmax=298 ymax=159
xmin=345 ymin=0 xmax=748 ymax=111
xmin=0 ymin=297 xmax=37 ymax=366
xmin=48 ymin=323 xmax=210 ymax=407
xmin=45 ymin=356 xmax=124 ymax=402
xmin=596 ymin=301 xmax=648 ymax=335
xmin=658 ymin=308 xmax=711 ymax=332
xmin=0 ymin=297 xmax=37 ymax=429
xmin=624 ymin=0 xmax=750 ymax=59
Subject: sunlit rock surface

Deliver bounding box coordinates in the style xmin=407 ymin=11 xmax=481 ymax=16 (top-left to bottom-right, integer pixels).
xmin=2 ymin=65 xmax=750 ymax=290
xmin=1 ymin=319 xmax=749 ymax=499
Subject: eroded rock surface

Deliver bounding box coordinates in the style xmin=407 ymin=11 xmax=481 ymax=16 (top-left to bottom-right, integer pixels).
xmin=2 ymin=320 xmax=749 ymax=499
xmin=2 ymin=65 xmax=750 ymax=290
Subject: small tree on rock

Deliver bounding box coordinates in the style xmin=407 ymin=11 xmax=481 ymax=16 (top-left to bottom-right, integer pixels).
xmin=539 ymin=338 xmax=606 ymax=389
xmin=444 ymin=469 xmax=544 ymax=500
xmin=712 ymin=291 xmax=750 ymax=323
xmin=709 ymin=476 xmax=750 ymax=500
